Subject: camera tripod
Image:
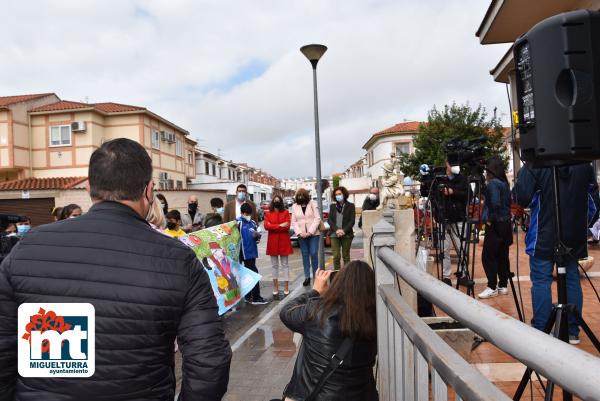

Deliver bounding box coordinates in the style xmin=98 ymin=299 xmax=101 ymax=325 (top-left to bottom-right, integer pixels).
xmin=453 ymin=172 xmax=483 ymax=297
xmin=514 ymin=166 xmax=600 ymax=401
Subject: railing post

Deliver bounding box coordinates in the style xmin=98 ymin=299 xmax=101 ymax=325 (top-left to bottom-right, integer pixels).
xmin=373 ymin=218 xmax=397 ymax=401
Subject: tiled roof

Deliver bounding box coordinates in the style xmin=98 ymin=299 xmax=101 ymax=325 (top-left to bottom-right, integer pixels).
xmin=363 ymin=121 xmax=424 ymax=150
xmin=374 ymin=121 xmax=422 ymax=135
xmin=30 ymin=101 xmax=145 ymax=113
xmin=30 ymin=101 xmax=91 ymax=112
xmin=0 ymin=176 xmax=88 ymax=191
xmin=92 ymin=102 xmax=146 ymax=113
xmin=0 ymin=93 xmax=55 ymax=107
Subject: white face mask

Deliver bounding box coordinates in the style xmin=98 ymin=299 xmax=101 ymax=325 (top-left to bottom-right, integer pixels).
xmin=369 ymin=194 xmax=378 ymax=201
xmin=243 ymin=215 xmax=251 ymax=222
xmin=450 ymin=166 xmax=461 ymax=175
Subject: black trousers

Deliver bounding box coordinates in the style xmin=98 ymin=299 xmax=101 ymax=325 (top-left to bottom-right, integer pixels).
xmin=240 ymin=255 xmax=261 ymax=300
xmin=481 ymin=220 xmax=512 ymax=290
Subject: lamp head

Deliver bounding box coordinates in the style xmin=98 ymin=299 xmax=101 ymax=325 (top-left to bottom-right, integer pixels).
xmin=300 ymin=44 xmax=327 ymax=68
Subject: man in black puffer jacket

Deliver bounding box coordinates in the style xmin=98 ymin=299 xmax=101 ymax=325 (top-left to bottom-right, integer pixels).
xmin=0 ymin=138 xmax=231 ymax=401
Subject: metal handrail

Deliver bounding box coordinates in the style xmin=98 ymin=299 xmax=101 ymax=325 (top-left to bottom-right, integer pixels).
xmin=377 ymin=246 xmax=600 ymax=401
xmin=379 ymin=284 xmax=511 ymax=401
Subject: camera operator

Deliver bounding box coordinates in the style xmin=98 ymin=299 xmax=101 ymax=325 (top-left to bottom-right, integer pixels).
xmin=440 ymin=159 xmax=469 ymax=285
xmin=514 ymin=163 xmax=598 ymax=345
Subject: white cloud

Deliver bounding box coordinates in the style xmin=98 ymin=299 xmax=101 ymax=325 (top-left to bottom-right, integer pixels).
xmin=0 ymin=0 xmax=510 ymax=177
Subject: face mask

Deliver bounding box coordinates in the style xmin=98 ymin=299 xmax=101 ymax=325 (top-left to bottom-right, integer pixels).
xmin=160 ymin=203 xmax=166 ymax=208
xmin=237 ymin=192 xmax=246 ymax=201
xmin=166 ymin=222 xmax=177 ymax=230
xmin=17 ymin=225 xmax=30 ymax=234
xmin=243 ymin=215 xmax=251 ymax=221
xmin=298 ymin=197 xmax=307 ymax=205
xmin=273 ymin=201 xmax=283 ymax=209
xmin=335 ymin=195 xmax=344 ymax=203
xmin=189 ymin=202 xmax=198 ymax=211
xmin=450 ymin=166 xmax=460 ymax=175
xmin=216 ymin=207 xmax=224 ymax=215
xmin=369 ymin=194 xmax=378 ymax=201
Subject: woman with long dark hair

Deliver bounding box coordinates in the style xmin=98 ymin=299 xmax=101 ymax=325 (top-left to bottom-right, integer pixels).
xmin=60 ymin=204 xmax=82 ymax=220
xmin=264 ymin=195 xmax=293 ymax=298
xmin=280 ymin=261 xmax=378 ymax=401
xmin=156 ymin=193 xmax=169 ymax=217
xmin=478 ymin=156 xmax=513 ymax=299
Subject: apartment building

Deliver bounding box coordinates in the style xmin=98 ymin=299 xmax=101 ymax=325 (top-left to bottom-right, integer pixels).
xmin=0 ymin=93 xmax=196 ymax=189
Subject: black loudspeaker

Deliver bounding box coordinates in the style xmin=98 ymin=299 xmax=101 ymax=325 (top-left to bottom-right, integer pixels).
xmin=514 ymin=10 xmax=600 ymax=166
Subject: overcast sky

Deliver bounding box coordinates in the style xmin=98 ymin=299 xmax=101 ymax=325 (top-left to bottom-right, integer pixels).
xmin=1 ymin=0 xmax=510 ymax=178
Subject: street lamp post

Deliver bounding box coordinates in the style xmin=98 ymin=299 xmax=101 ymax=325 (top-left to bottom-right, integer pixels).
xmin=300 ymin=44 xmax=327 ymax=270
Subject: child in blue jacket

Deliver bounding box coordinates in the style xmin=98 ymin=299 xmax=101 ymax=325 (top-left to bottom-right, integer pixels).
xmin=238 ymin=203 xmax=268 ymax=305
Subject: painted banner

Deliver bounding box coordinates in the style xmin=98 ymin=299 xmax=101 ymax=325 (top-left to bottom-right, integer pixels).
xmin=179 ymin=222 xmax=261 ymax=315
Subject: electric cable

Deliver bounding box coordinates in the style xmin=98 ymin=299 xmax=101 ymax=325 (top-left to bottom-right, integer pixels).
xmin=578 ymin=262 xmax=600 ymax=303
xmin=506 ymin=83 xmax=528 ymax=323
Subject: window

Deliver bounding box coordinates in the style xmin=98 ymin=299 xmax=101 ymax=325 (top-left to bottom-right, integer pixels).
xmin=396 ymin=143 xmax=410 ymax=155
xmin=205 ymin=162 xmax=210 ymax=174
xmin=50 ymin=125 xmax=71 ymax=147
xmin=176 ymin=180 xmax=183 ymax=189
xmin=212 ymin=164 xmax=216 ymax=176
xmin=176 ymin=138 xmax=183 ymax=157
xmin=228 ymin=170 xmax=231 ymax=180
xmin=152 ymin=130 xmax=160 ymax=150
xmin=188 ymin=152 xmax=193 ymax=164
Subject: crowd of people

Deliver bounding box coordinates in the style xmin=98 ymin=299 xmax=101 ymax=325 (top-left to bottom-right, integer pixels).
xmin=428 ymin=154 xmax=599 ymax=346
xmin=2 ymin=137 xmax=594 ymax=400
xmin=0 ymin=138 xmax=380 ymax=401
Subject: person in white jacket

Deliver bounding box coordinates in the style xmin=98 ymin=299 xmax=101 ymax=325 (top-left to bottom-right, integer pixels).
xmin=291 ymin=188 xmax=322 ymax=286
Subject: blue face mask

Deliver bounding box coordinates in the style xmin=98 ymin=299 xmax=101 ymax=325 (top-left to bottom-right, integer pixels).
xmin=237 ymin=192 xmax=246 ymax=201
xmin=335 ymin=195 xmax=344 ymax=203
xmin=17 ymin=225 xmax=30 ymax=234
xmin=216 ymin=207 xmax=224 ymax=215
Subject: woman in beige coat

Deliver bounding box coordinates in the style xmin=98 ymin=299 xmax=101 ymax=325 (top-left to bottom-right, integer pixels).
xmin=291 ymin=188 xmax=321 ymax=286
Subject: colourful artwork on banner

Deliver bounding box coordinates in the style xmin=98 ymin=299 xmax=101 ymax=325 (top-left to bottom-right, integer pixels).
xmin=179 ymin=222 xmax=261 ymax=315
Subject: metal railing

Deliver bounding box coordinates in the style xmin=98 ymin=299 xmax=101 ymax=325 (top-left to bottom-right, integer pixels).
xmin=373 ymin=219 xmax=600 ymax=401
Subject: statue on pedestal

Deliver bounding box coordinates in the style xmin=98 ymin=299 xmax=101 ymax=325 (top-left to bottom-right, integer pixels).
xmin=378 ymin=153 xmax=403 ymax=210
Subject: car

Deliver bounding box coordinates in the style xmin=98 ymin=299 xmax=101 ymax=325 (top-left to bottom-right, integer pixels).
xmin=284 ymin=197 xmax=295 ymax=207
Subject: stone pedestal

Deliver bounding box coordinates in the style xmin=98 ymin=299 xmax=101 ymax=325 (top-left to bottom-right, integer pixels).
xmin=422 ymin=317 xmax=475 ymax=361
xmin=362 ymin=209 xmax=383 ymax=268
xmin=393 ymin=209 xmax=417 ymax=312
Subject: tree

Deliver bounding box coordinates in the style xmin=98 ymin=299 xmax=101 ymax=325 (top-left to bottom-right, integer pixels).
xmin=398 ymin=103 xmax=507 ymax=178
xmin=332 ymin=175 xmax=341 ymax=189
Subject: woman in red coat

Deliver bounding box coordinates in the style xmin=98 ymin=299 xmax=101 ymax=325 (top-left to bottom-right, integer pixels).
xmin=264 ymin=195 xmax=293 ymax=298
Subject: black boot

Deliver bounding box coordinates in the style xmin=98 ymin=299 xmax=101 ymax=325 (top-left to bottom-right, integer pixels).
xmin=303 ymin=278 xmax=310 ymax=286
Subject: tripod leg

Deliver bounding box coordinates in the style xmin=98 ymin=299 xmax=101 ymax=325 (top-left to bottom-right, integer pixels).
xmin=572 ymin=307 xmax=600 ymax=352
xmin=507 ymin=274 xmax=525 ymax=323
xmin=514 ymin=308 xmax=557 ymax=401
xmin=543 ymin=382 xmax=556 ymax=401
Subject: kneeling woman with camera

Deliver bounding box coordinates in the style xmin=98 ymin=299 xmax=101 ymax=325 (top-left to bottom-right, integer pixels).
xmin=278 ymin=262 xmax=378 ymax=401
xmin=479 ymin=157 xmax=514 ymax=299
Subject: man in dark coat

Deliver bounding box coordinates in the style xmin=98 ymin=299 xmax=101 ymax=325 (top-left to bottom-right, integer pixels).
xmin=514 ymin=163 xmax=598 ymax=344
xmin=0 ymin=138 xmax=231 ymax=400
xmin=358 ymin=187 xmax=380 ymax=229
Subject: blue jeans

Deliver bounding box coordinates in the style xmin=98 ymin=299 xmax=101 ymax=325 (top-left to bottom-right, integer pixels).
xmin=529 ymin=256 xmax=582 ymax=336
xmin=298 ymin=235 xmax=319 ymax=279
